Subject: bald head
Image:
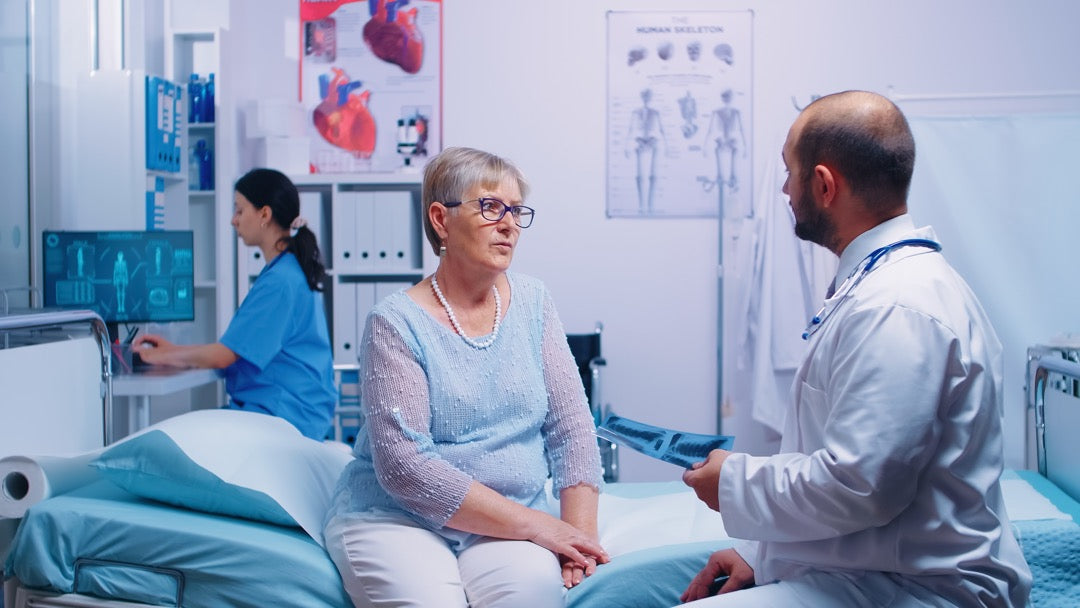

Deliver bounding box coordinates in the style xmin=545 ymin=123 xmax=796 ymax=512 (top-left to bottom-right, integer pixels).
xmin=793 ymin=90 xmax=915 ymax=214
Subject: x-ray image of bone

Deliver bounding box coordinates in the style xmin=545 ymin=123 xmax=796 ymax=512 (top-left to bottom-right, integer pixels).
xmin=597 ymin=414 xmax=735 ymax=469
xmin=625 ymin=88 xmax=668 ymax=214
xmin=702 ymin=88 xmax=747 ymax=196
xmin=678 ymin=91 xmax=698 ymax=139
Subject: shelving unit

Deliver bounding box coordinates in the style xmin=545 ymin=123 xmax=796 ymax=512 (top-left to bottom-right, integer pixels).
xmin=162 ymin=25 xmax=233 ymax=412
xmin=166 ymin=31 xmax=230 ymax=344
xmin=237 ymin=173 xmax=427 ymax=366
xmin=186 ymin=123 xmax=217 ymax=299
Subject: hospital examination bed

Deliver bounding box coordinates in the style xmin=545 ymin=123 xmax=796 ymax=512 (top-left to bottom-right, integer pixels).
xmin=3 ymin=323 xmax=1080 ymax=607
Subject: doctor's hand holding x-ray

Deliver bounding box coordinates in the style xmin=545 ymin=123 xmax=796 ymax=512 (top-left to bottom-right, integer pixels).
xmin=675 ymin=91 xmax=1031 ymax=607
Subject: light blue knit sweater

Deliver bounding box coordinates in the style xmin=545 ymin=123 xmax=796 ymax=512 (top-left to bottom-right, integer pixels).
xmin=326 ymin=273 xmax=602 ymax=549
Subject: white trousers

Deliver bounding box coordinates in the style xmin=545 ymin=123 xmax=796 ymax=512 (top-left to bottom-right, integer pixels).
xmin=680 ymin=570 xmax=948 ymax=608
xmin=325 ymin=512 xmax=566 ymax=608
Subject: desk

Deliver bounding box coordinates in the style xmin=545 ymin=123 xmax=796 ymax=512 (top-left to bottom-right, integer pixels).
xmin=112 ymin=368 xmax=221 ymax=435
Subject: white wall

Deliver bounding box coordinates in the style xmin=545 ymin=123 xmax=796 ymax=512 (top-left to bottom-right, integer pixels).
xmin=37 ymin=0 xmax=1080 ymax=479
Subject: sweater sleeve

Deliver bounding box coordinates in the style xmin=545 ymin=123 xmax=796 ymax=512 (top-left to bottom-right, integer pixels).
xmin=539 ymin=290 xmax=604 ymax=494
xmin=360 ymin=312 xmax=473 ymax=527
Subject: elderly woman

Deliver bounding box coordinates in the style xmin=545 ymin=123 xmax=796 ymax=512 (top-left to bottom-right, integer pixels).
xmin=324 ymin=147 xmax=607 ymax=607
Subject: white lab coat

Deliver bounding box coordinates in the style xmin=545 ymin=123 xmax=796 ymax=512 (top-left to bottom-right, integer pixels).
xmin=719 ymin=215 xmax=1032 ymax=607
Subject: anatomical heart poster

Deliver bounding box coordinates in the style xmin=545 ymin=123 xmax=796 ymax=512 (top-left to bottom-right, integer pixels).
xmin=300 ymin=0 xmax=441 ymax=173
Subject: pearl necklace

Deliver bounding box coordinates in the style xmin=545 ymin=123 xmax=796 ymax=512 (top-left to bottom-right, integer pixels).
xmin=431 ymin=275 xmax=502 ymax=349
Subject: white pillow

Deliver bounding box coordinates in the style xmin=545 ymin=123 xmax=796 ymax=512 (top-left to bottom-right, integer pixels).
xmin=598 ymin=486 xmax=730 ymax=557
xmin=91 ymin=409 xmax=352 ymax=546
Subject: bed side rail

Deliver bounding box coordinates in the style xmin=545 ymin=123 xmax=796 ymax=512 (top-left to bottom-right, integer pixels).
xmin=1027 ymin=351 xmax=1080 ymax=501
xmin=0 ymin=310 xmax=113 ymax=446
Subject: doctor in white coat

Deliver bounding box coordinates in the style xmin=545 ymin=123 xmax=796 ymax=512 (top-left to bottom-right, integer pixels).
xmin=681 ymin=90 xmax=1031 ymax=607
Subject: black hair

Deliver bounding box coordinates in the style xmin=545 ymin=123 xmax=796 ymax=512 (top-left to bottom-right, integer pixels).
xmin=796 ymin=93 xmax=916 ymax=213
xmin=234 ymin=168 xmax=327 ymax=291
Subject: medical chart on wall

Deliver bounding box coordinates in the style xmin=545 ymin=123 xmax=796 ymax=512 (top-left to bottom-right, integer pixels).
xmin=606 ymin=10 xmax=753 ymax=218
xmin=299 ymin=0 xmax=441 ymax=174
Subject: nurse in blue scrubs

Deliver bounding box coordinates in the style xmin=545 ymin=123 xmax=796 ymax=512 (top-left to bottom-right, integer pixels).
xmin=133 ymin=168 xmax=336 ymax=440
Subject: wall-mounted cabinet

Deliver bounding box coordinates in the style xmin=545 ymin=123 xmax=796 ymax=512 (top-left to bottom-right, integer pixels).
xmin=237 ymin=173 xmax=426 ymax=366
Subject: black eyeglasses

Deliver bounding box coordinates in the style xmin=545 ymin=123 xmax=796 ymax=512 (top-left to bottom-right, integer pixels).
xmin=443 ymin=197 xmax=535 ymax=228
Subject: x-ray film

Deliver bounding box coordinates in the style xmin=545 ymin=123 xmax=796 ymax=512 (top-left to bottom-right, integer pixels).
xmin=596 ymin=414 xmax=734 ymax=469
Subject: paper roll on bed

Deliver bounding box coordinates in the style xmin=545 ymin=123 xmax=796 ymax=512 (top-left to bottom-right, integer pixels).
xmin=0 ymin=453 xmax=101 ymax=519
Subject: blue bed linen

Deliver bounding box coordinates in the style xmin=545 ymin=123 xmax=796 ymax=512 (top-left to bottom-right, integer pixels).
xmin=8 ymin=473 xmax=1077 ymax=608
xmin=7 ymin=478 xmax=715 ymax=608
xmin=1009 ymin=470 xmax=1080 ymax=607
xmin=1012 ymin=469 xmax=1080 ymax=523
xmin=570 ymin=471 xmax=1080 ymax=608
xmin=567 ymin=480 xmax=732 ymax=608
xmin=7 ymin=480 xmax=352 ymax=608
xmin=567 ymin=540 xmax=735 ymax=607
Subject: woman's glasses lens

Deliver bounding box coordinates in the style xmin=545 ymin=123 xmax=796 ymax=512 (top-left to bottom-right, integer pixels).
xmin=478 ymin=198 xmax=534 ymax=228
xmin=512 ymin=207 xmax=534 ymax=228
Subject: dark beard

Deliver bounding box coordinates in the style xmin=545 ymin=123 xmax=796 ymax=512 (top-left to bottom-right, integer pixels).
xmin=792 ymin=191 xmax=836 ymax=250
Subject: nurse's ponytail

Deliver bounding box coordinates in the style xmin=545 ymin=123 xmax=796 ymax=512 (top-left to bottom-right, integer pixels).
xmin=287 ymin=222 xmax=327 ymax=292
xmin=234 ymin=168 xmax=327 ymax=292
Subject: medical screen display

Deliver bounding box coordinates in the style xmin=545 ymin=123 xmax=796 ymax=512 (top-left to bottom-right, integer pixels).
xmin=42 ymin=230 xmax=195 ymax=324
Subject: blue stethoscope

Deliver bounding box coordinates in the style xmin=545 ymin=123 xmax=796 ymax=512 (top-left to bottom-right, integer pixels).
xmin=802 ymin=238 xmax=942 ymax=340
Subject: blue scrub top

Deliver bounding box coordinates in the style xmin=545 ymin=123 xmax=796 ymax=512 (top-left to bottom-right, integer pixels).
xmin=220 ymin=251 xmax=336 ymax=440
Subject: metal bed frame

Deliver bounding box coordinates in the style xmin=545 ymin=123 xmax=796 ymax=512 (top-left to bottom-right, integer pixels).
xmin=0 ymin=309 xmax=115 ymax=446
xmin=1026 ymin=344 xmax=1080 ymax=498
xmin=2 ymin=309 xmax=119 ymax=608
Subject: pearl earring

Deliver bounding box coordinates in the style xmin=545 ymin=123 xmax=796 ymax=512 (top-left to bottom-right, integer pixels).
xmin=439 ymin=245 xmax=447 ymax=257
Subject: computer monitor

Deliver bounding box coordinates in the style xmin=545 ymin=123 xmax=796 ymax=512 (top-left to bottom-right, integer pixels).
xmin=42 ymin=230 xmax=195 ymax=340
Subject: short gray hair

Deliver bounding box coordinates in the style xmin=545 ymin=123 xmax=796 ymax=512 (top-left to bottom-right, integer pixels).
xmin=421 ymin=147 xmax=530 ymax=255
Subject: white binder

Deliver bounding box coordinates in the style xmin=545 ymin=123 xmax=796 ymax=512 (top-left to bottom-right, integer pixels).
xmin=332 ymin=280 xmax=358 ymax=365
xmin=354 ymin=192 xmax=377 ymax=270
xmin=373 ymin=190 xmax=414 ymax=269
xmin=242 ymin=240 xmax=265 ymax=277
xmin=332 ymin=280 xmax=377 ymax=365
xmin=331 ymin=190 xmax=359 ymax=272
xmin=298 ymin=190 xmax=326 ymax=250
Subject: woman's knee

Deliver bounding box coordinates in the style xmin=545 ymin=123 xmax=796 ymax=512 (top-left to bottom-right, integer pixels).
xmin=459 ymin=539 xmax=565 ymax=607
xmin=325 ymin=514 xmax=469 ymax=608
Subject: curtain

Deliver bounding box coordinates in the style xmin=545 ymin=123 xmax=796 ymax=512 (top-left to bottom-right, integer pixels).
xmin=907 ymin=114 xmax=1080 ymax=468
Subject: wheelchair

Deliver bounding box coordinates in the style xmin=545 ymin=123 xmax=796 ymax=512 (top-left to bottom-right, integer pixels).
xmin=566 ymin=322 xmax=620 ymax=482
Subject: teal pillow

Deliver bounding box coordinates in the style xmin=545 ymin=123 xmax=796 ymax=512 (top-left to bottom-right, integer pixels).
xmin=93 ymin=429 xmax=294 ymax=526
xmin=91 ymin=409 xmax=352 ymax=543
